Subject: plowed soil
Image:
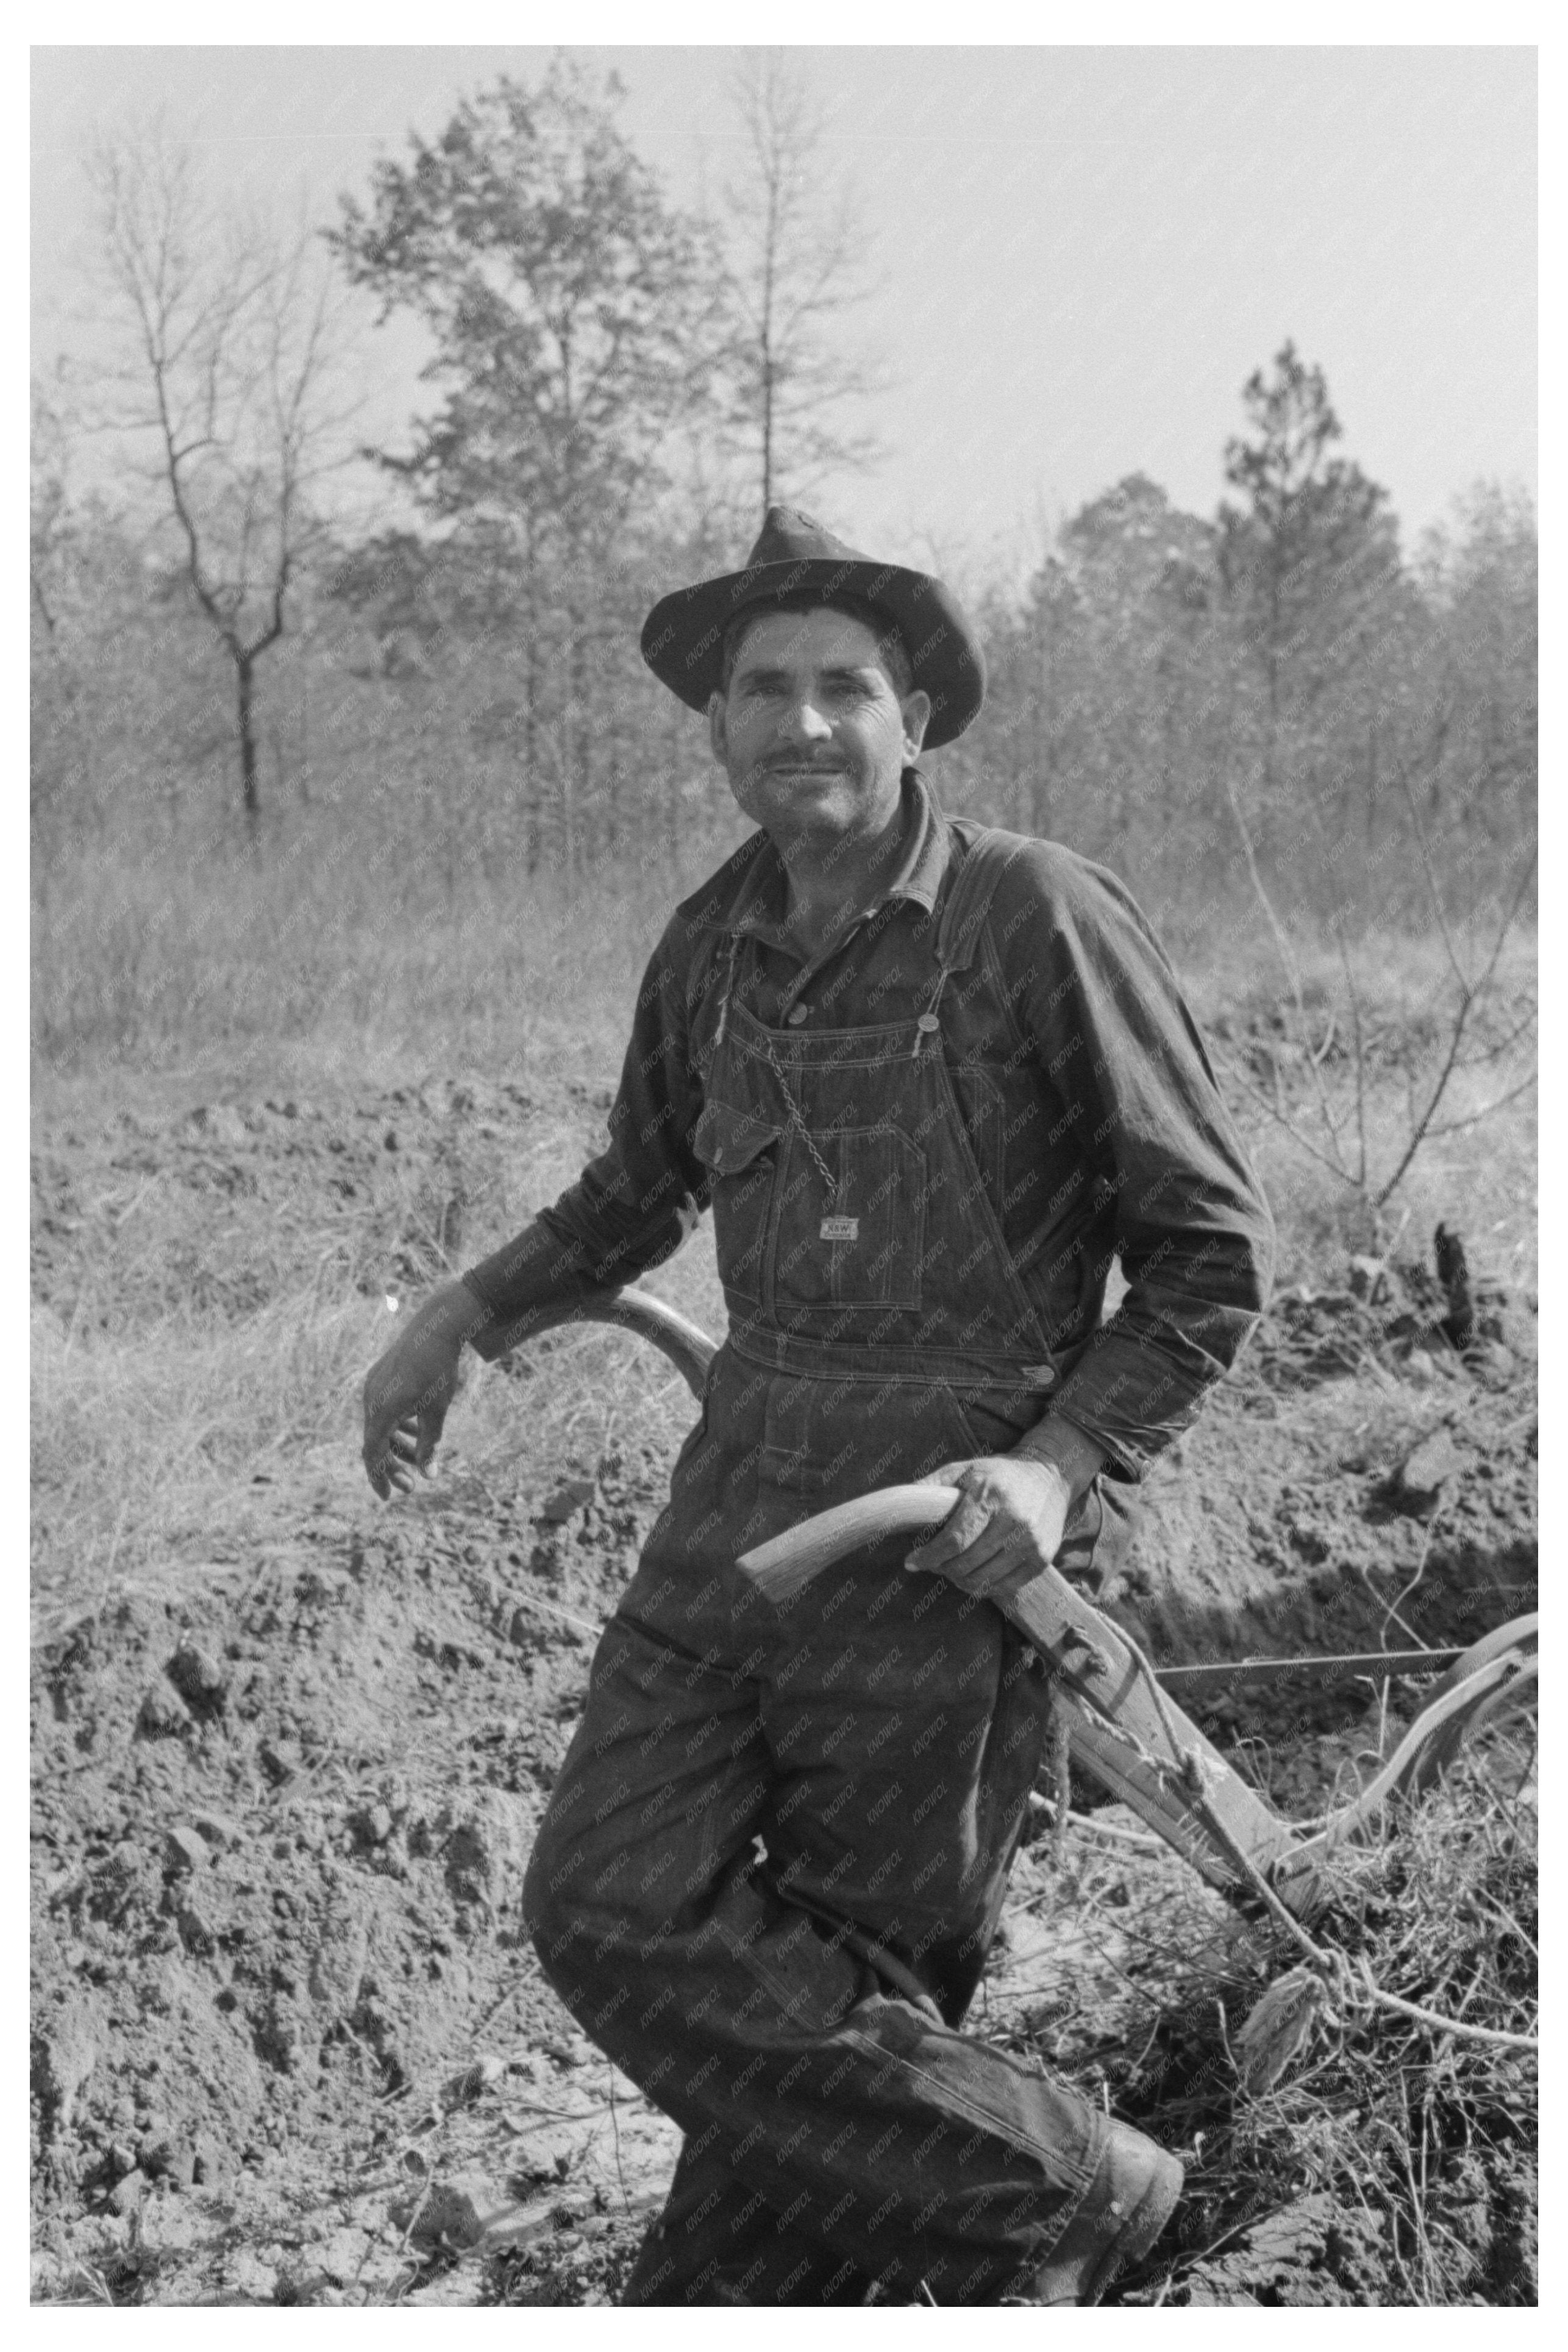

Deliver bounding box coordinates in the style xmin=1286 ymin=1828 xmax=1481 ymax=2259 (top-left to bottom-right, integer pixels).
xmin=30 ymin=1081 xmax=1538 ymax=2305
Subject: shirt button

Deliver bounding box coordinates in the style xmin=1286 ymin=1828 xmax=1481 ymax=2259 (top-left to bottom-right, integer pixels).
xmin=786 ymin=1003 xmax=809 ymax=1026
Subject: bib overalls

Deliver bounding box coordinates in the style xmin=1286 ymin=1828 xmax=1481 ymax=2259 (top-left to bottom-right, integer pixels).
xmin=523 ymin=833 xmax=1124 ymax=2304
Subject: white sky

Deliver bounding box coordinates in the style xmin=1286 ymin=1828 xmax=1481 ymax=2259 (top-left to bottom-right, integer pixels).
xmin=31 ymin=36 xmax=1538 ymax=588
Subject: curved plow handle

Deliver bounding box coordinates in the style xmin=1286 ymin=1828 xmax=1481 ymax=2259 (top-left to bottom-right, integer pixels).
xmin=485 ymin=1288 xmax=717 ymax=1402
xmin=738 ymin=1478 xmax=1324 ymax=1915
xmin=738 ymin=1485 xmax=960 ymax=1600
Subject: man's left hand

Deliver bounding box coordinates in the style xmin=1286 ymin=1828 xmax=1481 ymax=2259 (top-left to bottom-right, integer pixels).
xmin=905 ymin=1454 xmax=1079 ymax=1602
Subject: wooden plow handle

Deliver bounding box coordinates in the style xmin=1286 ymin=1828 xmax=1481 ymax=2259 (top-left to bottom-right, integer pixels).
xmin=738 ymin=1489 xmax=1541 ymax=1924
xmin=485 ymin=1287 xmax=717 ymax=1402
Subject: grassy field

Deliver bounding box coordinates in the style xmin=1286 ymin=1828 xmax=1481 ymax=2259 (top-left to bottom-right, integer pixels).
xmin=30 ymin=844 xmax=1535 ymax=1642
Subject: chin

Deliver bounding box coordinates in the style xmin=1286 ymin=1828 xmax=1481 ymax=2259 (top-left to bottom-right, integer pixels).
xmin=771 ymin=795 xmax=862 ymax=839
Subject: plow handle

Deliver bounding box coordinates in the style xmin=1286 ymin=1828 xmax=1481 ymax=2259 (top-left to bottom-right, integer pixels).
xmin=484 ymin=1286 xmax=717 ymax=1401
xmin=737 ymin=1486 xmax=960 ymax=1598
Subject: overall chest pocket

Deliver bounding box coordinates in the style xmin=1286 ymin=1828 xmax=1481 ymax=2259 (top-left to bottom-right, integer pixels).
xmin=692 ymin=1100 xmax=782 ymax=1305
xmin=694 ymin=1097 xmax=930 ymax=1313
xmin=771 ymin=1119 xmax=927 ymax=1311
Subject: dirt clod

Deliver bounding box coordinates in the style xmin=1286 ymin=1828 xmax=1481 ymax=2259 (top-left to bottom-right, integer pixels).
xmin=162 ymin=1824 xmax=208 ymax=1875
xmin=166 ymin=1639 xmax=227 ymax=1715
xmin=539 ymin=1478 xmax=597 ymax=1524
xmin=1397 ymin=1429 xmax=1465 ymax=1509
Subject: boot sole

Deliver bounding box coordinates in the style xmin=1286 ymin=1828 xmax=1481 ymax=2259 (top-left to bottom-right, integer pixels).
xmin=1083 ymin=2152 xmax=1184 ymax=2303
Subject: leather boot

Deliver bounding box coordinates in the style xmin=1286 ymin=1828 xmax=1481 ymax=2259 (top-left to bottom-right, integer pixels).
xmin=1030 ymin=2119 xmax=1183 ymax=2305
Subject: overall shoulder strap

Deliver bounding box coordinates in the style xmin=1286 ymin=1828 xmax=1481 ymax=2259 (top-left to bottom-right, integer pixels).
xmin=934 ymin=818 xmax=1028 ymax=974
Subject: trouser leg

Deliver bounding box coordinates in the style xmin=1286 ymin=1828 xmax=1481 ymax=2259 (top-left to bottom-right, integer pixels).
xmin=524 ymin=1600 xmax=1108 ymax=2306
xmin=621 ymin=2128 xmax=878 ymax=2306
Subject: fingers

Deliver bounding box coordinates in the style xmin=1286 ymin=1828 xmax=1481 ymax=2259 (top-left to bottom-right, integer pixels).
xmin=907 ymin=1485 xmax=994 ymax=1573
xmin=928 ymin=1525 xmax=1014 ymax=1597
xmin=905 ymin=1462 xmax=1058 ymax=1597
xmin=970 ymin=1547 xmax=1047 ymax=1602
xmin=908 ymin=1525 xmax=1040 ymax=1601
xmin=364 ymin=1409 xmax=423 ymax=1503
xmin=413 ymin=1400 xmax=448 ymax=1472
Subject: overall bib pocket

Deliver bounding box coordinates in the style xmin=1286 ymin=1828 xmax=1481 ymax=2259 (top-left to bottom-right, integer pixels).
xmin=694 ymin=1092 xmax=931 ymax=1316
xmin=771 ymin=1121 xmax=927 ymax=1310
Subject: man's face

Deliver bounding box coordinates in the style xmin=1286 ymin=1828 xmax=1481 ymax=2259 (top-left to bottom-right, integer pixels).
xmin=708 ymin=607 xmax=931 ymax=852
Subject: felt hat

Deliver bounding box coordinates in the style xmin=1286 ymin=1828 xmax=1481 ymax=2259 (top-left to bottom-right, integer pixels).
xmin=640 ymin=506 xmax=986 ymax=749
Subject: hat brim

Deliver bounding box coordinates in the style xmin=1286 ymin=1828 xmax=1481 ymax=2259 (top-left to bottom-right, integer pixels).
xmin=640 ymin=557 xmax=985 ymax=751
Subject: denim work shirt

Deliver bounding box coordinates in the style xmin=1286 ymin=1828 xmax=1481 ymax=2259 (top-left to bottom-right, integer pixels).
xmin=465 ymin=771 xmax=1274 ymax=1482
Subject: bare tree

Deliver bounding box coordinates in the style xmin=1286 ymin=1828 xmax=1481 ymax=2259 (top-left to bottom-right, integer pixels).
xmin=721 ymin=52 xmax=888 ymax=516
xmin=88 ymin=124 xmax=357 ymax=843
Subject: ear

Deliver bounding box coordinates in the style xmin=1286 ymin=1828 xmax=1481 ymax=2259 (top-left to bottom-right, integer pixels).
xmin=708 ymin=692 xmax=730 ymax=767
xmin=900 ymin=687 xmax=932 ymax=760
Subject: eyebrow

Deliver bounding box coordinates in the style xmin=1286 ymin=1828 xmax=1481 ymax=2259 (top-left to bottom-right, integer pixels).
xmin=735 ymin=660 xmax=883 ymax=688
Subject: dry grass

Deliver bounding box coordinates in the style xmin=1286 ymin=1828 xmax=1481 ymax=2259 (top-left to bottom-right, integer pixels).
xmin=28 ymin=1100 xmax=729 ymax=1644
xmin=30 ymin=827 xmax=743 ymax=1075
xmin=989 ymin=1722 xmax=1538 ymax=2306
xmin=30 ymin=855 xmax=1534 ymax=1641
xmin=1103 ymin=1743 xmax=1540 ymax=2306
xmin=1172 ymin=920 xmax=1538 ymax=1289
xmin=30 ymin=1290 xmax=373 ymax=1636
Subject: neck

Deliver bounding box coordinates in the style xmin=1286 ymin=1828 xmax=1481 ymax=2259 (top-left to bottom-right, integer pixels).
xmin=775 ymin=779 xmax=914 ymax=957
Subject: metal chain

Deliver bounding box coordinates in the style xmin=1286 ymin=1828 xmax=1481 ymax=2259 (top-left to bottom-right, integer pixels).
xmin=754 ymin=1026 xmax=843 ymax=1206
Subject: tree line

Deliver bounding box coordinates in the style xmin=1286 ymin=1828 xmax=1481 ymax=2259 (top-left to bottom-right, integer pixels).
xmin=31 ymin=57 xmax=1535 ymax=936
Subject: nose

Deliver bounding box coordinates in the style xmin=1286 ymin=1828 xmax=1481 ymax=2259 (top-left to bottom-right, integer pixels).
xmin=778 ymin=694 xmax=834 ymax=747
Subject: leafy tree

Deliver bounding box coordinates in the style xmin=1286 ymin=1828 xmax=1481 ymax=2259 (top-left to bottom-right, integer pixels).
xmin=329 ymin=58 xmax=725 ymax=881
xmin=1218 ymin=341 xmax=1405 ymax=787
xmin=950 ymin=477 xmax=1232 ymax=893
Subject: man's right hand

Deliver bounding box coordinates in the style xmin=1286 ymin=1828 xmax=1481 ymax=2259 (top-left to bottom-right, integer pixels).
xmin=361 ymin=1279 xmax=493 ymax=1501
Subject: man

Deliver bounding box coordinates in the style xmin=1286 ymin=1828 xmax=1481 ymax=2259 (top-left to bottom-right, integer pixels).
xmin=361 ymin=508 xmax=1274 ymax=2305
